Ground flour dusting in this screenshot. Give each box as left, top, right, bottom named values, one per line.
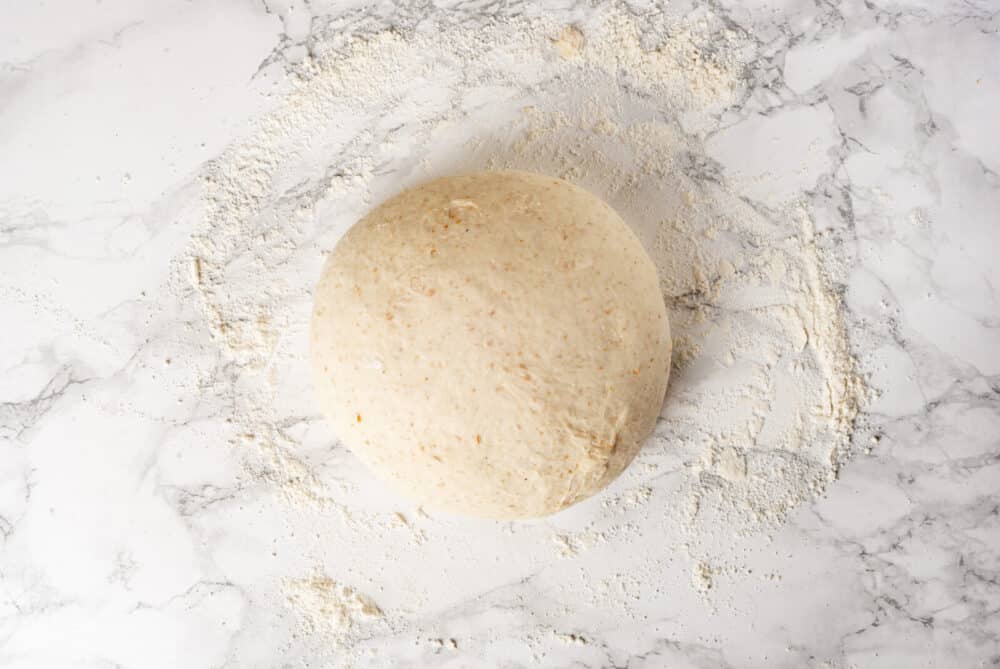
left=283, top=574, right=382, bottom=640
left=178, top=3, right=866, bottom=633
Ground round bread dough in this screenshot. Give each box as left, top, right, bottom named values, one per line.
left=311, top=170, right=671, bottom=519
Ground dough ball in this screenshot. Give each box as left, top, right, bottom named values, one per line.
left=311, top=170, right=671, bottom=519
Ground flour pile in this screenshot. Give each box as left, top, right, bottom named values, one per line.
left=179, top=4, right=865, bottom=631
left=283, top=574, right=382, bottom=639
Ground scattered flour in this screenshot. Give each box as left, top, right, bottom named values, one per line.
left=692, top=561, right=715, bottom=593
left=177, top=3, right=867, bottom=635
left=283, top=574, right=382, bottom=641
left=552, top=530, right=607, bottom=558
left=235, top=424, right=333, bottom=510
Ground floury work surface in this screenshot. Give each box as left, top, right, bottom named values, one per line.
left=1, top=1, right=998, bottom=667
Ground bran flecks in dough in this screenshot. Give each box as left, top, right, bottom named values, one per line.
left=310, top=171, right=671, bottom=519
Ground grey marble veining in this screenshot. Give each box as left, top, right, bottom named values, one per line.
left=1, top=1, right=998, bottom=667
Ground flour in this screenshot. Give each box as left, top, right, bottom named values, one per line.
left=692, top=561, right=715, bottom=593
left=552, top=26, right=586, bottom=60
left=552, top=529, right=607, bottom=558
left=282, top=574, right=382, bottom=640
left=179, top=3, right=866, bottom=617
left=236, top=424, right=333, bottom=510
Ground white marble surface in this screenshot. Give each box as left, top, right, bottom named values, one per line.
left=2, top=1, right=999, bottom=668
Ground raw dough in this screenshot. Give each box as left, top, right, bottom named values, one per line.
left=310, top=170, right=671, bottom=518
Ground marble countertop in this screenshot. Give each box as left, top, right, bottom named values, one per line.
left=2, top=1, right=998, bottom=667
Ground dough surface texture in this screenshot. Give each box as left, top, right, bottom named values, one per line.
left=311, top=170, right=671, bottom=518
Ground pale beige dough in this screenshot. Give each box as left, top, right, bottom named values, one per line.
left=311, top=170, right=671, bottom=519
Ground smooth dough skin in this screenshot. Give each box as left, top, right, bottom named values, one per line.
left=311, top=170, right=671, bottom=519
